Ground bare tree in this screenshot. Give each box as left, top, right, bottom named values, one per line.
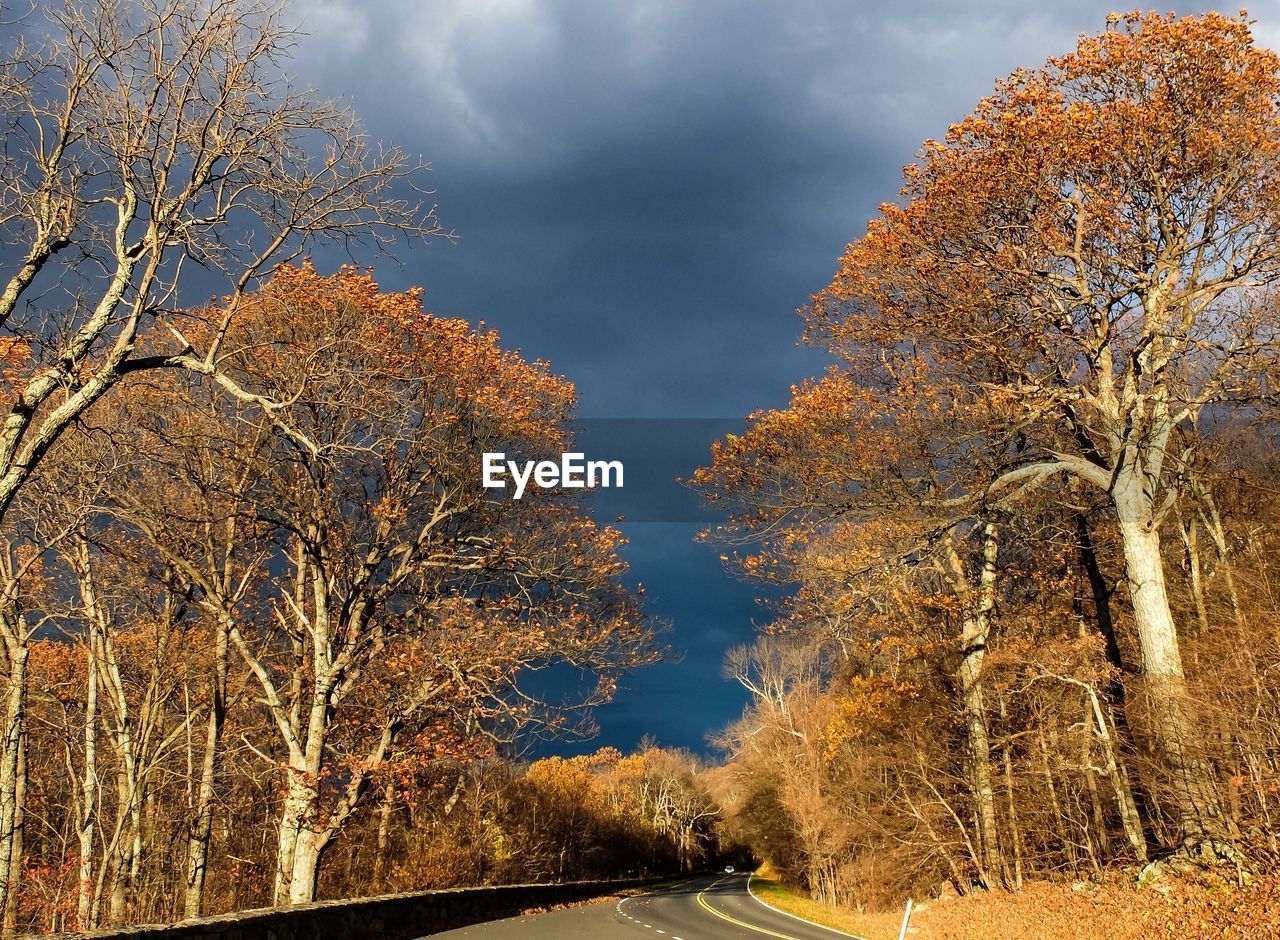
left=0, top=0, right=443, bottom=921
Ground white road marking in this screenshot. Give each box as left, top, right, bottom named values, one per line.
left=744, top=872, right=869, bottom=940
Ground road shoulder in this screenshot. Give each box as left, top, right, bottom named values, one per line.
left=746, top=872, right=878, bottom=940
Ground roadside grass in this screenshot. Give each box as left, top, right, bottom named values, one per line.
left=747, top=864, right=899, bottom=940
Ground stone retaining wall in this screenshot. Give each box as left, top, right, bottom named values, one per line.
left=34, top=877, right=663, bottom=940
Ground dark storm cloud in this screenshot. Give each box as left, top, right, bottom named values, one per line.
left=287, top=0, right=1259, bottom=416
left=281, top=0, right=1270, bottom=751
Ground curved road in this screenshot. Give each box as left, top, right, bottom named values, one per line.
left=427, top=873, right=865, bottom=940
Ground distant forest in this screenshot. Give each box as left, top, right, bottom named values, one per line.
left=2, top=3, right=1280, bottom=937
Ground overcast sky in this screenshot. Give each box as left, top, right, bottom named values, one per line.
left=283, top=1, right=1280, bottom=754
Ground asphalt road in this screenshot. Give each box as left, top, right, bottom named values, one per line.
left=427, top=873, right=866, bottom=940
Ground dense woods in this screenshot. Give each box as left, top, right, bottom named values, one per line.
left=0, top=257, right=688, bottom=930
left=0, top=1, right=696, bottom=932
left=2, top=261, right=705, bottom=932
left=6, top=1, right=1280, bottom=936
left=697, top=9, right=1280, bottom=916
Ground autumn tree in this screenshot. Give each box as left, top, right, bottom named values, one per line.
left=0, top=262, right=660, bottom=929
left=517, top=746, right=717, bottom=882
left=695, top=364, right=1032, bottom=887
left=802, top=10, right=1280, bottom=858
left=694, top=16, right=1280, bottom=905
left=0, top=0, right=441, bottom=919
left=717, top=630, right=944, bottom=907
left=162, top=266, right=655, bottom=905
left=72, top=374, right=269, bottom=920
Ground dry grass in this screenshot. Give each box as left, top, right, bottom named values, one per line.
left=748, top=865, right=1280, bottom=939
left=912, top=869, right=1280, bottom=939
left=748, top=866, right=902, bottom=940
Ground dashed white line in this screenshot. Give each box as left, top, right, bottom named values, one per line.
left=618, top=880, right=699, bottom=938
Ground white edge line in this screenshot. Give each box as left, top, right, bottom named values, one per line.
left=745, top=871, right=870, bottom=940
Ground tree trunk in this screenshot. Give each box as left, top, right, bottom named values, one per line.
left=1082, top=697, right=1111, bottom=861
left=289, top=830, right=326, bottom=905
left=1077, top=515, right=1152, bottom=861
left=183, top=618, right=228, bottom=919
left=1076, top=514, right=1125, bottom=671
left=1040, top=729, right=1077, bottom=872
left=1115, top=474, right=1232, bottom=850
left=372, top=777, right=395, bottom=890
left=1115, top=754, right=1147, bottom=863
left=1, top=720, right=23, bottom=936
left=998, top=696, right=1023, bottom=889
left=78, top=632, right=99, bottom=928
left=1196, top=486, right=1245, bottom=631
left=108, top=766, right=130, bottom=926
left=0, top=644, right=27, bottom=935
left=273, top=777, right=312, bottom=905
left=1176, top=510, right=1210, bottom=638
left=955, top=523, right=1003, bottom=888
left=964, top=700, right=1001, bottom=886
